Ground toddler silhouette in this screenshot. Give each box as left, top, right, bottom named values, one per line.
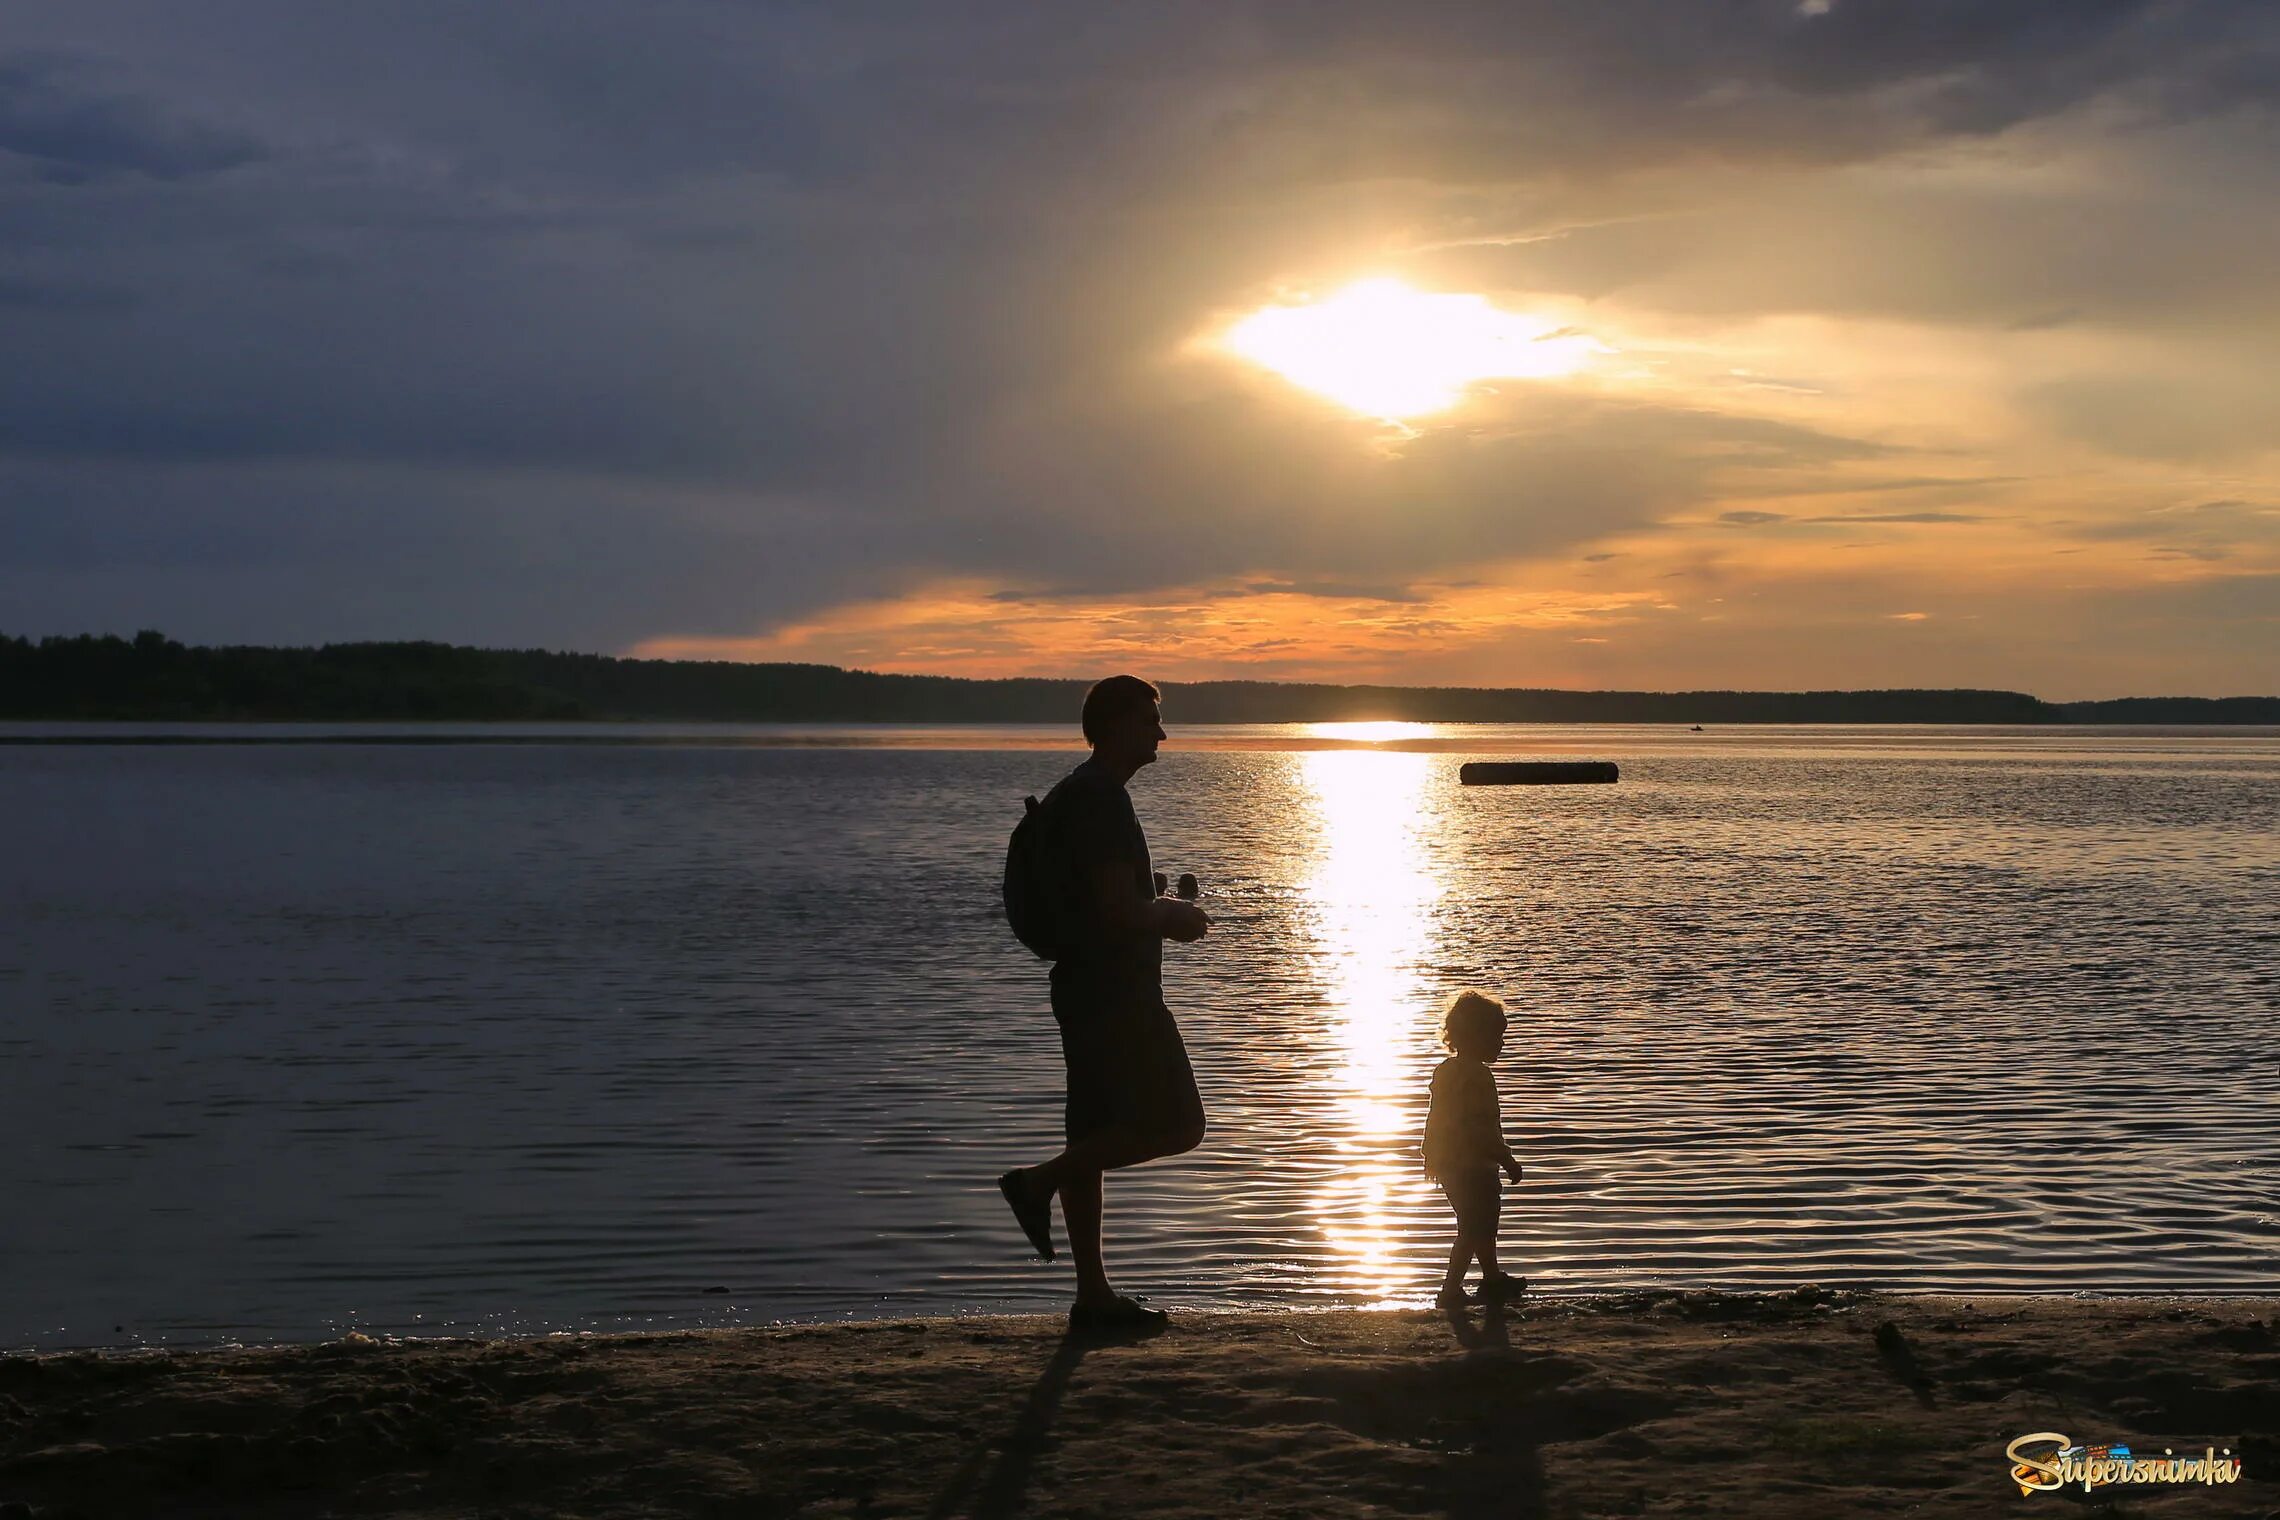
left=1421, top=991, right=1525, bottom=1308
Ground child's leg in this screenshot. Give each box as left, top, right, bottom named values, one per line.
left=1477, top=1223, right=1526, bottom=1300
left=1468, top=1174, right=1519, bottom=1289
left=1438, top=1233, right=1476, bottom=1293
left=1446, top=1173, right=1497, bottom=1286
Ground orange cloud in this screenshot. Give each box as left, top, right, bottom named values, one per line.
left=628, top=573, right=1671, bottom=681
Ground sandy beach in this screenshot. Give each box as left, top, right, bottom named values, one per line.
left=2, top=1290, right=2274, bottom=1518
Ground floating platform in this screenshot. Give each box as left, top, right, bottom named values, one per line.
left=1458, top=761, right=1619, bottom=786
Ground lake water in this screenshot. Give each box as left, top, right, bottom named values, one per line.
left=3, top=723, right=2276, bottom=1349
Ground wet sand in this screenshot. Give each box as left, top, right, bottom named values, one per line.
left=2, top=1291, right=2274, bottom=1518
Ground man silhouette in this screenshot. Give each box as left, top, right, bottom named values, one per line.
left=998, top=675, right=1210, bottom=1329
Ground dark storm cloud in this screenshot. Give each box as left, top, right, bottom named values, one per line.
left=0, top=274, right=136, bottom=312
left=0, top=51, right=265, bottom=183
left=0, top=457, right=960, bottom=650
left=951, top=387, right=1895, bottom=600
left=2, top=0, right=2275, bottom=650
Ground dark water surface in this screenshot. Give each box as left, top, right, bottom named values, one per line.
left=3, top=723, right=2276, bottom=1348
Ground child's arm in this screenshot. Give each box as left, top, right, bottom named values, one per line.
left=1482, top=1068, right=1522, bottom=1182
left=1421, top=1064, right=1451, bottom=1176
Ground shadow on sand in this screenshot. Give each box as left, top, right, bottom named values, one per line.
left=1286, top=1303, right=1563, bottom=1520
left=921, top=1305, right=1671, bottom=1520
left=925, top=1321, right=1159, bottom=1520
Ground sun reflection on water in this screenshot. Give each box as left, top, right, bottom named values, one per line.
left=1298, top=750, right=1445, bottom=1301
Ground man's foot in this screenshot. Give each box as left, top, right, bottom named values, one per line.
left=1434, top=1284, right=1472, bottom=1310
left=997, top=1169, right=1055, bottom=1260
left=1479, top=1271, right=1527, bottom=1303
left=1069, top=1294, right=1168, bottom=1332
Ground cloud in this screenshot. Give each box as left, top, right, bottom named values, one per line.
left=0, top=274, right=135, bottom=311
left=1241, top=580, right=1428, bottom=603
left=941, top=383, right=1898, bottom=607
left=0, top=52, right=265, bottom=183
left=1800, top=511, right=1990, bottom=524
left=2024, top=367, right=2280, bottom=463
left=1717, top=509, right=1988, bottom=526
left=2050, top=498, right=2280, bottom=569
left=0, top=456, right=935, bottom=651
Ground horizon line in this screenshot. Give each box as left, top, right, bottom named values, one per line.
left=4, top=630, right=2275, bottom=706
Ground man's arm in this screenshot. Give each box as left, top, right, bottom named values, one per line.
left=1086, top=860, right=1210, bottom=942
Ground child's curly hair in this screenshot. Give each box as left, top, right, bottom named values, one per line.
left=1441, top=990, right=1508, bottom=1055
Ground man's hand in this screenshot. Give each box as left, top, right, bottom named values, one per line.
left=1158, top=899, right=1211, bottom=943
left=1501, top=1157, right=1524, bottom=1185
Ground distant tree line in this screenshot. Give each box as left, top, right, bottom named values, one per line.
left=2, top=631, right=2275, bottom=724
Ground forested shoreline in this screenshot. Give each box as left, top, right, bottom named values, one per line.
left=4, top=631, right=2274, bottom=724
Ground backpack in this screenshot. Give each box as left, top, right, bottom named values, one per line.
left=1003, top=793, right=1063, bottom=960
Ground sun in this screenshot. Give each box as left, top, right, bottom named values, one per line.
left=1221, top=277, right=1607, bottom=420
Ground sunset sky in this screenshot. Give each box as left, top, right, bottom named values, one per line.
left=6, top=2, right=2278, bottom=698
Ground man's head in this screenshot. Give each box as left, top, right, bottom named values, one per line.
left=1081, top=674, right=1164, bottom=770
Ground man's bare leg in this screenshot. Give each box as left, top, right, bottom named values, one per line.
left=1012, top=1124, right=1195, bottom=1306
left=1025, top=1124, right=1178, bottom=1195
left=1057, top=1168, right=1116, bottom=1305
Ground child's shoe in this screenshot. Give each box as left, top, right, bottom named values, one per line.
left=1433, top=1283, right=1472, bottom=1310
left=1479, top=1271, right=1527, bottom=1303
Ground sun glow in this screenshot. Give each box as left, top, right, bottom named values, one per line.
left=1223, top=277, right=1607, bottom=419
left=1304, top=721, right=1441, bottom=745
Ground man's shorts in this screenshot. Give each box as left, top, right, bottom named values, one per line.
left=1438, top=1167, right=1501, bottom=1239
left=1050, top=984, right=1205, bottom=1145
